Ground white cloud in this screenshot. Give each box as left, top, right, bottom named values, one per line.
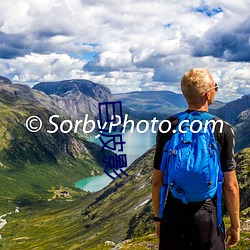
left=0, top=53, right=87, bottom=85
left=0, top=0, right=249, bottom=101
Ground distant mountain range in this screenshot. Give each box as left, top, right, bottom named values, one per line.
left=114, top=91, right=186, bottom=119
left=114, top=91, right=225, bottom=119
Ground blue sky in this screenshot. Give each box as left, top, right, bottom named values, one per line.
left=0, top=0, right=249, bottom=102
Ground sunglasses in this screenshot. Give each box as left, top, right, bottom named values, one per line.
left=203, top=83, right=218, bottom=95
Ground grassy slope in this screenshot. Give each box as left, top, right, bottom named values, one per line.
left=1, top=204, right=249, bottom=250
left=0, top=199, right=89, bottom=250
left=89, top=218, right=250, bottom=250
left=1, top=148, right=249, bottom=249
left=0, top=87, right=110, bottom=214
left=0, top=148, right=154, bottom=249
left=235, top=148, right=250, bottom=214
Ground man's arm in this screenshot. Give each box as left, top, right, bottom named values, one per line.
left=223, top=170, right=240, bottom=248
left=152, top=169, right=163, bottom=239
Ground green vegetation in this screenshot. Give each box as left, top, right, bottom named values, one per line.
left=235, top=148, right=250, bottom=215
left=224, top=217, right=250, bottom=250
left=1, top=208, right=249, bottom=250
left=0, top=156, right=99, bottom=212
left=0, top=199, right=88, bottom=249
left=89, top=228, right=250, bottom=250
left=0, top=84, right=111, bottom=214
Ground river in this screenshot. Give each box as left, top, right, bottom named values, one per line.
left=75, top=128, right=156, bottom=192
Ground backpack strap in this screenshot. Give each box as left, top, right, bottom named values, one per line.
left=158, top=113, right=188, bottom=218
left=200, top=112, right=223, bottom=230
left=217, top=169, right=223, bottom=231
left=200, top=112, right=223, bottom=229
left=158, top=112, right=188, bottom=218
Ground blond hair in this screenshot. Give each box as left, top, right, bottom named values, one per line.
left=181, top=68, right=214, bottom=104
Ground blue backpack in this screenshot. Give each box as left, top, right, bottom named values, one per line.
left=158, top=111, right=223, bottom=228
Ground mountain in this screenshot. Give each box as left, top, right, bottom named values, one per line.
left=0, top=78, right=112, bottom=212
left=114, top=91, right=186, bottom=119
left=212, top=94, right=250, bottom=152
left=234, top=108, right=250, bottom=152
left=209, top=100, right=225, bottom=110
left=114, top=91, right=225, bottom=120
left=235, top=148, right=250, bottom=215
left=0, top=76, right=12, bottom=85
left=213, top=94, right=250, bottom=125
left=32, top=81, right=227, bottom=122
left=0, top=77, right=248, bottom=249
left=33, top=79, right=116, bottom=121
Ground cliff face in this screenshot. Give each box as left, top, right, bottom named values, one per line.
left=33, top=79, right=116, bottom=120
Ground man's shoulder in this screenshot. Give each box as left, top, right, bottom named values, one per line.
left=211, top=116, right=234, bottom=134
left=160, top=115, right=179, bottom=132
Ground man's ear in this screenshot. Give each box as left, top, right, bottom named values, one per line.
left=204, top=92, right=209, bottom=100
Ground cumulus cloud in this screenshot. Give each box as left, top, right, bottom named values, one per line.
left=0, top=53, right=87, bottom=85
left=0, top=0, right=249, bottom=101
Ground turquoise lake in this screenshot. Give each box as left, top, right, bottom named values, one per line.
left=75, top=128, right=156, bottom=192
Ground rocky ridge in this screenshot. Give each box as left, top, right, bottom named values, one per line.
left=33, top=79, right=116, bottom=121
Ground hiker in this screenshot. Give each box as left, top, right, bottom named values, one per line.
left=152, top=68, right=240, bottom=250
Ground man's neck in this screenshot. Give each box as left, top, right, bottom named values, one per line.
left=187, top=103, right=209, bottom=112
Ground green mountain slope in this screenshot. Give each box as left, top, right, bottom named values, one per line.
left=0, top=147, right=155, bottom=249
left=0, top=77, right=248, bottom=249
left=0, top=82, right=111, bottom=213
left=235, top=148, right=250, bottom=214
left=1, top=147, right=249, bottom=249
